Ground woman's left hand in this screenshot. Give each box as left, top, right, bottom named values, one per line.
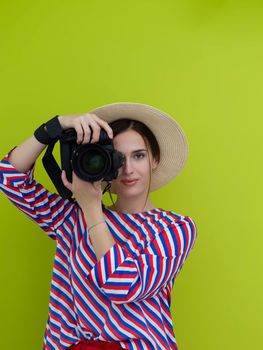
left=61, top=170, right=102, bottom=211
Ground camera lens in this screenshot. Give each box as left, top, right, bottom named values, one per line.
left=80, top=150, right=106, bottom=175
left=72, top=144, right=110, bottom=181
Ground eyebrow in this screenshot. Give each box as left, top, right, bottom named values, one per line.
left=131, top=149, right=147, bottom=154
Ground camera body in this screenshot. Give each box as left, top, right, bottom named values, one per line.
left=60, top=128, right=124, bottom=183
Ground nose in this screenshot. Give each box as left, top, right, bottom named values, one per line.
left=122, top=157, right=134, bottom=175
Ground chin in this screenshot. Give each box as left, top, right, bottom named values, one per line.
left=117, top=185, right=148, bottom=199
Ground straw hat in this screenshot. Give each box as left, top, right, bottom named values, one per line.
left=89, top=102, right=188, bottom=191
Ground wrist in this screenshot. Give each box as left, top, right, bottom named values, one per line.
left=88, top=220, right=106, bottom=232
left=34, top=115, right=62, bottom=145
left=82, top=203, right=104, bottom=225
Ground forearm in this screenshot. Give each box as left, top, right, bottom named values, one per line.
left=83, top=205, right=115, bottom=261
left=8, top=135, right=46, bottom=173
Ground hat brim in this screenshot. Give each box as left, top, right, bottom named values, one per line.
left=89, top=102, right=188, bottom=191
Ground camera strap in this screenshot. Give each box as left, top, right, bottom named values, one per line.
left=34, top=116, right=62, bottom=145
left=103, top=182, right=112, bottom=194
left=42, top=141, right=73, bottom=199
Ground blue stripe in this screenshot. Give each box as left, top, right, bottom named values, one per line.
left=49, top=307, right=76, bottom=334
left=71, top=270, right=106, bottom=330
left=53, top=259, right=69, bottom=277
left=52, top=271, right=72, bottom=292
left=50, top=295, right=76, bottom=325
left=51, top=283, right=74, bottom=310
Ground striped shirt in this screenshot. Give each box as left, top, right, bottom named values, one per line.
left=0, top=152, right=197, bottom=350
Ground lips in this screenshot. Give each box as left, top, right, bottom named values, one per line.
left=121, top=179, right=138, bottom=186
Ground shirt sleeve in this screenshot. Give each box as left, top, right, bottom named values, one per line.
left=0, top=149, right=74, bottom=240
left=86, top=216, right=197, bottom=303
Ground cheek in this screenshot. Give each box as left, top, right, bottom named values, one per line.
left=144, top=157, right=153, bottom=171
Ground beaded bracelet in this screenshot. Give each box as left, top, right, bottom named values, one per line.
left=88, top=221, right=106, bottom=232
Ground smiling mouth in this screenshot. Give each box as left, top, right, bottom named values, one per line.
left=121, top=179, right=138, bottom=186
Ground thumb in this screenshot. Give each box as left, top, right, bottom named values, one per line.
left=61, top=170, right=73, bottom=191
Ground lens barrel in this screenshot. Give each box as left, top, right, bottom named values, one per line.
left=72, top=144, right=112, bottom=182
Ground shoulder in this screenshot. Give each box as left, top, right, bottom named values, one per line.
left=152, top=210, right=198, bottom=255
left=162, top=210, right=197, bottom=237
left=135, top=209, right=197, bottom=245
left=144, top=208, right=196, bottom=229
left=149, top=209, right=198, bottom=246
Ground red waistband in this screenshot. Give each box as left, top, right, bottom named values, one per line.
left=70, top=340, right=123, bottom=350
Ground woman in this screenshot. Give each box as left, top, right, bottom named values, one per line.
left=0, top=102, right=197, bottom=350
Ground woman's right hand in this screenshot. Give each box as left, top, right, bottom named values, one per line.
left=58, top=113, right=113, bottom=145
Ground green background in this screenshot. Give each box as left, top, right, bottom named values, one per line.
left=1, top=0, right=262, bottom=349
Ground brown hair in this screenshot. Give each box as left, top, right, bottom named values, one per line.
left=109, top=118, right=160, bottom=163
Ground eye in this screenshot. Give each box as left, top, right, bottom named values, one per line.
left=133, top=152, right=146, bottom=160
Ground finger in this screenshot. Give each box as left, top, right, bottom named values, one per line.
left=84, top=119, right=101, bottom=144
left=61, top=170, right=73, bottom=191
left=90, top=114, right=113, bottom=139
left=80, top=118, right=93, bottom=144
left=74, top=123, right=85, bottom=144
left=80, top=121, right=92, bottom=144
left=78, top=115, right=95, bottom=144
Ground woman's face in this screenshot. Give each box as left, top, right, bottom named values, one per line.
left=111, top=129, right=158, bottom=199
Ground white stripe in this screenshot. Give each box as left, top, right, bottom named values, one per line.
left=50, top=291, right=75, bottom=321
left=52, top=279, right=74, bottom=305
left=71, top=271, right=109, bottom=323
left=144, top=300, right=170, bottom=343
left=124, top=304, right=159, bottom=348
left=49, top=303, right=76, bottom=329
left=49, top=317, right=78, bottom=341
left=45, top=325, right=60, bottom=350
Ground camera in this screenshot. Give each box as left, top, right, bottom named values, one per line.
left=60, top=128, right=124, bottom=183
left=42, top=128, right=124, bottom=199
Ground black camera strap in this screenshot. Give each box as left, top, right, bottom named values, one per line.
left=42, top=141, right=73, bottom=199
left=34, top=116, right=62, bottom=145
left=103, top=182, right=112, bottom=194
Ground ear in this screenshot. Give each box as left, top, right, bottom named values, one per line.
left=151, top=157, right=159, bottom=171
